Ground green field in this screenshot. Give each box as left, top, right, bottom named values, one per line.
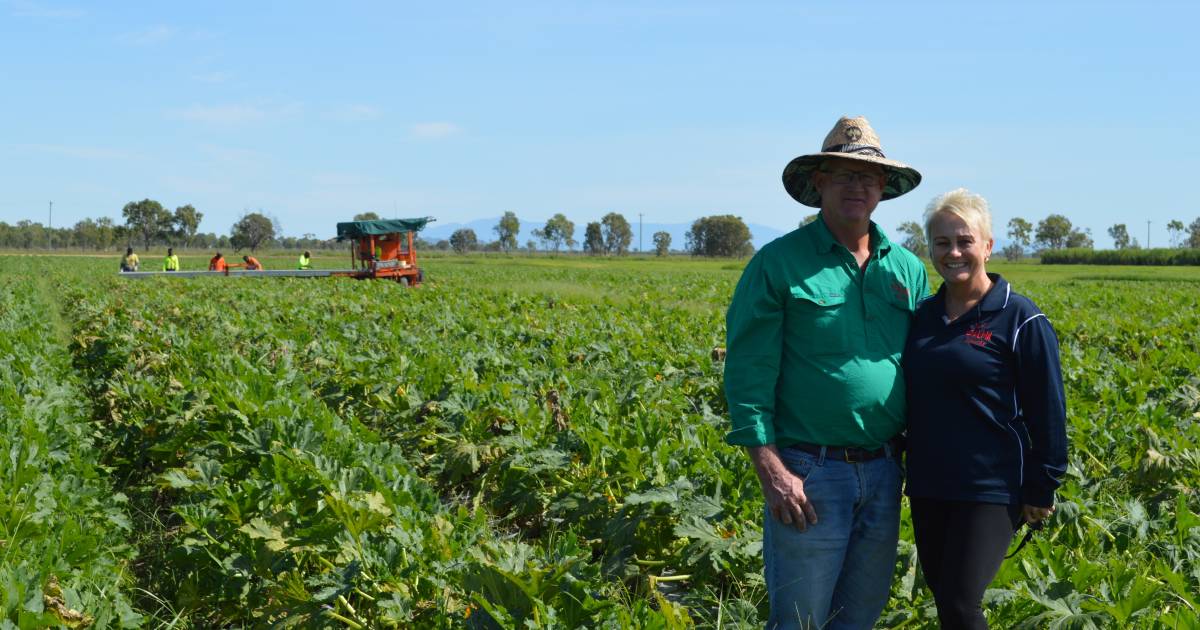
left=1, top=254, right=1197, bottom=628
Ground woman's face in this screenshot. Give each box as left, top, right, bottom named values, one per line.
left=929, top=211, right=993, bottom=287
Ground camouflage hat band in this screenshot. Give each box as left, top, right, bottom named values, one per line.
left=782, top=116, right=922, bottom=208
left=820, top=143, right=886, bottom=158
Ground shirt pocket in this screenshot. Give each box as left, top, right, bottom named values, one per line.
left=868, top=282, right=916, bottom=352
left=886, top=289, right=915, bottom=317
left=786, top=287, right=849, bottom=355
left=876, top=272, right=917, bottom=312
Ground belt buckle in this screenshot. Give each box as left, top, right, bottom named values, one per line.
left=843, top=447, right=861, bottom=463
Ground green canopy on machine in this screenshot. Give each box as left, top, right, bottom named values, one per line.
left=336, top=218, right=434, bottom=240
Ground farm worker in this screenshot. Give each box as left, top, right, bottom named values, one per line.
left=162, top=248, right=180, bottom=272
left=120, top=247, right=139, bottom=272
left=903, top=189, right=1067, bottom=628
left=298, top=251, right=312, bottom=270
left=208, top=252, right=227, bottom=272
left=724, top=116, right=927, bottom=629
left=243, top=255, right=263, bottom=270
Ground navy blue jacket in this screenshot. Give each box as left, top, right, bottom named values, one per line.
left=903, top=274, right=1067, bottom=507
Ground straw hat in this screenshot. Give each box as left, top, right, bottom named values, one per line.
left=782, top=116, right=922, bottom=207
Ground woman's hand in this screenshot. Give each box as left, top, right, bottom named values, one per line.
left=1022, top=504, right=1054, bottom=524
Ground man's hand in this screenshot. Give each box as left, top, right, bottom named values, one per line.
left=1022, top=504, right=1054, bottom=524
left=748, top=446, right=818, bottom=530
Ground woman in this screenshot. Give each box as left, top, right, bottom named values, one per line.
left=120, top=247, right=139, bottom=272
left=902, top=188, right=1068, bottom=629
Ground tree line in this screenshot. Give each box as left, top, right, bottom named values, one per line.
left=892, top=214, right=1200, bottom=261
left=440, top=211, right=754, bottom=257
left=1105, top=219, right=1200, bottom=250
left=11, top=197, right=1200, bottom=261
left=0, top=200, right=340, bottom=253
left=2, top=203, right=759, bottom=257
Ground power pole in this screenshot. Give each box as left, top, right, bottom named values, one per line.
left=48, top=201, right=53, bottom=250
left=638, top=213, right=643, bottom=253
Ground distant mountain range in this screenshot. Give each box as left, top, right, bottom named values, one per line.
left=420, top=217, right=791, bottom=252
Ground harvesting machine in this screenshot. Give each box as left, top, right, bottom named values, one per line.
left=119, top=218, right=433, bottom=285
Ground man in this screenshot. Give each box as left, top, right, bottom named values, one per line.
left=298, top=250, right=312, bottom=270
left=209, top=251, right=227, bottom=272
left=162, top=247, right=180, bottom=272
left=243, top=255, right=263, bottom=270
left=724, top=116, right=927, bottom=629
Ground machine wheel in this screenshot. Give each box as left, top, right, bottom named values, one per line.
left=399, top=276, right=411, bottom=287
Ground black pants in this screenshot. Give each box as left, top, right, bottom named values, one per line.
left=910, top=498, right=1021, bottom=630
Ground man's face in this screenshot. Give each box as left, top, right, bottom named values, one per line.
left=812, top=158, right=886, bottom=227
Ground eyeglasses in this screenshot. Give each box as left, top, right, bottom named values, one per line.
left=827, top=171, right=883, bottom=188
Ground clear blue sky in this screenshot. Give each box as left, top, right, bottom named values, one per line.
left=2, top=0, right=1198, bottom=248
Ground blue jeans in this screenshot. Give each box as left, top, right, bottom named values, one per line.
left=763, top=445, right=903, bottom=630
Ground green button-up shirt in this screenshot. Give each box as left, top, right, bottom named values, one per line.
left=724, top=215, right=929, bottom=449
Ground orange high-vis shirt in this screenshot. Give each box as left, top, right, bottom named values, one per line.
left=245, top=257, right=263, bottom=270
left=209, top=256, right=227, bottom=271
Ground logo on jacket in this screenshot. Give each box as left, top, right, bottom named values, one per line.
left=964, top=321, right=993, bottom=347
left=890, top=281, right=909, bottom=302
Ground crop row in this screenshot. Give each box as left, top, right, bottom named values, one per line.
left=0, top=271, right=141, bottom=628
left=59, top=271, right=707, bottom=626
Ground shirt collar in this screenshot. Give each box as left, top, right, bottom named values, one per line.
left=808, top=212, right=894, bottom=258
left=931, top=273, right=1010, bottom=313
left=870, top=222, right=894, bottom=258
left=978, top=273, right=1010, bottom=312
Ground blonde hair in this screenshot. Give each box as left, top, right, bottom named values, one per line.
left=924, top=188, right=992, bottom=246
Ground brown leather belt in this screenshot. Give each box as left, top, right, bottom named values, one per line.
left=790, top=437, right=903, bottom=463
